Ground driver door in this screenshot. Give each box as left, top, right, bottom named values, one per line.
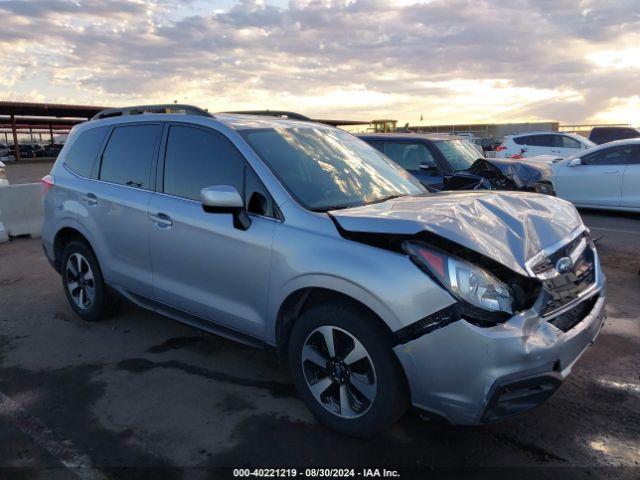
left=382, top=141, right=443, bottom=189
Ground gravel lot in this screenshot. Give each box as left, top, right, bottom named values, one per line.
left=0, top=210, right=638, bottom=478
left=2, top=160, right=54, bottom=185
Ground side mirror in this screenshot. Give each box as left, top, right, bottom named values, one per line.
left=568, top=158, right=582, bottom=167
left=201, top=185, right=251, bottom=231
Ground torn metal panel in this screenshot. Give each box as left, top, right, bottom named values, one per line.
left=466, top=158, right=552, bottom=189
left=330, top=191, right=583, bottom=276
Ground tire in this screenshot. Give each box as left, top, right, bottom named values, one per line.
left=288, top=301, right=409, bottom=437
left=61, top=240, right=120, bottom=321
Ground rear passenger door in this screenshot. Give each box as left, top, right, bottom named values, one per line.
left=148, top=124, right=276, bottom=338
left=382, top=141, right=443, bottom=188
left=91, top=123, right=162, bottom=297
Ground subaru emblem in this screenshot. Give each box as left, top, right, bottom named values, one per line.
left=556, top=257, right=573, bottom=274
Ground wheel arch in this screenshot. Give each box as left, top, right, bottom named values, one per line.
left=53, top=225, right=97, bottom=273
left=274, top=286, right=398, bottom=360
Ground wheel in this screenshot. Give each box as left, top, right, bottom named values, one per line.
left=61, top=240, right=119, bottom=321
left=288, top=302, right=409, bottom=437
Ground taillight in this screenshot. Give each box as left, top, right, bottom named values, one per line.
left=495, top=145, right=507, bottom=151
left=41, top=174, right=55, bottom=196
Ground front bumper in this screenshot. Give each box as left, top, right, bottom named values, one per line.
left=393, top=272, right=606, bottom=425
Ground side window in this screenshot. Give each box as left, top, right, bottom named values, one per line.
left=64, top=126, right=109, bottom=177
left=163, top=125, right=244, bottom=201
left=531, top=135, right=554, bottom=147
left=100, top=124, right=161, bottom=189
left=556, top=135, right=581, bottom=148
left=582, top=146, right=635, bottom=166
left=245, top=167, right=273, bottom=217
left=383, top=142, right=437, bottom=170
left=513, top=135, right=529, bottom=145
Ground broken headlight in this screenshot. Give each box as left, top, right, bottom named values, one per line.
left=403, top=241, right=513, bottom=318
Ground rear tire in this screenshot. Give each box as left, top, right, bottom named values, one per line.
left=61, top=240, right=120, bottom=321
left=288, top=301, right=408, bottom=437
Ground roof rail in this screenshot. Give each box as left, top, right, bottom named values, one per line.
left=223, top=110, right=312, bottom=121
left=92, top=104, right=212, bottom=120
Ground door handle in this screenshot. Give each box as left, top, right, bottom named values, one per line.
left=149, top=212, right=173, bottom=228
left=82, top=193, right=98, bottom=206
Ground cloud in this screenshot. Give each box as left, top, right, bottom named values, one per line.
left=1, top=0, right=639, bottom=125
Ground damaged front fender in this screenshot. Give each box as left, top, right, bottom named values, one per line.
left=466, top=158, right=553, bottom=190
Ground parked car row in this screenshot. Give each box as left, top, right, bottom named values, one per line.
left=42, top=104, right=606, bottom=437
left=496, top=127, right=640, bottom=159
left=1, top=142, right=65, bottom=159
left=495, top=132, right=595, bottom=159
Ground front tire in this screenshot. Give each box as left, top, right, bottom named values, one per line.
left=288, top=302, right=408, bottom=437
left=61, top=240, right=119, bottom=321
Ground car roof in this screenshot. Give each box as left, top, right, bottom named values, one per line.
left=508, top=131, right=576, bottom=137
left=357, top=133, right=462, bottom=141
left=73, top=112, right=334, bottom=135
left=591, top=126, right=639, bottom=131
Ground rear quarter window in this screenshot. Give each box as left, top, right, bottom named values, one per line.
left=64, top=126, right=109, bottom=177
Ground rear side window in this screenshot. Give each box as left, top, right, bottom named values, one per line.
left=64, top=126, right=109, bottom=177
left=516, top=134, right=554, bottom=147
left=556, top=135, right=581, bottom=148
left=383, top=142, right=437, bottom=170
left=100, top=124, right=162, bottom=189
left=163, top=125, right=245, bottom=201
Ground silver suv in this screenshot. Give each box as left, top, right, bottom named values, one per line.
left=42, top=105, right=606, bottom=436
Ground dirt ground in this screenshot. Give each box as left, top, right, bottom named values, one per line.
left=0, top=210, right=638, bottom=479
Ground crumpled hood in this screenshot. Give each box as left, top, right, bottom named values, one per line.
left=469, top=158, right=552, bottom=188
left=330, top=191, right=583, bottom=276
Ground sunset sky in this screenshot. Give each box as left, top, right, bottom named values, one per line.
left=1, top=0, right=639, bottom=126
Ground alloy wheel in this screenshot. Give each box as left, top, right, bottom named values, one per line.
left=301, top=325, right=377, bottom=419
left=65, top=253, right=95, bottom=310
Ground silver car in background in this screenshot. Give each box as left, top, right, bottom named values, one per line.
left=42, top=105, right=606, bottom=436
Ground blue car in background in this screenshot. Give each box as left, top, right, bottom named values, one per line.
left=359, top=133, right=554, bottom=194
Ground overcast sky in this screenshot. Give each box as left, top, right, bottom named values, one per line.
left=1, top=0, right=639, bottom=126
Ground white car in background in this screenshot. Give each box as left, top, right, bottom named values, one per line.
left=550, top=139, right=640, bottom=212
left=496, top=132, right=595, bottom=159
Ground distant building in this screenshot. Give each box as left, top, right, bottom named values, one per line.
left=408, top=122, right=559, bottom=142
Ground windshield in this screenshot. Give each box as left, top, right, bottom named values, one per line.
left=241, top=127, right=424, bottom=211
left=432, top=139, right=482, bottom=171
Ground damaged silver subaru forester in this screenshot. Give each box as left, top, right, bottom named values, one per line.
left=42, top=106, right=605, bottom=437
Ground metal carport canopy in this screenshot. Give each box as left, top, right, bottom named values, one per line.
left=0, top=101, right=108, bottom=160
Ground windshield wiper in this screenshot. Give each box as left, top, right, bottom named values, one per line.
left=311, top=203, right=362, bottom=213
left=364, top=194, right=407, bottom=206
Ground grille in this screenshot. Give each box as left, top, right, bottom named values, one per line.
left=530, top=233, right=586, bottom=276
left=541, top=236, right=596, bottom=316
left=548, top=294, right=599, bottom=332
